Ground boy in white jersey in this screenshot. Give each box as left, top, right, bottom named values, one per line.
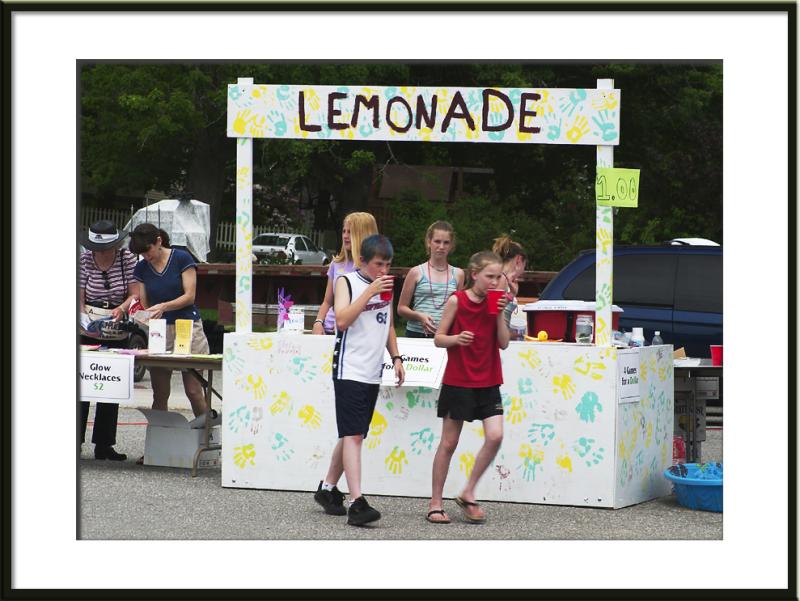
left=313, top=235, right=405, bottom=526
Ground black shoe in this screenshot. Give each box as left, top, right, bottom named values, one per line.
left=347, top=496, right=381, bottom=526
left=314, top=481, right=347, bottom=515
left=95, top=445, right=127, bottom=461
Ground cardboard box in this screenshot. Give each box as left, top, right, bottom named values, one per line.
left=138, top=409, right=221, bottom=469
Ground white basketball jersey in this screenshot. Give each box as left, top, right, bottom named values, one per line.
left=332, top=270, right=391, bottom=383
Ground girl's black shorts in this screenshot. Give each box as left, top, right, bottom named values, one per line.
left=437, top=384, right=503, bottom=422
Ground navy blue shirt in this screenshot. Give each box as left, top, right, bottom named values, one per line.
left=133, top=248, right=200, bottom=324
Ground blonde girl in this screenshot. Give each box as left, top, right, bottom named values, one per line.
left=427, top=251, right=510, bottom=524
left=312, top=212, right=379, bottom=335
left=397, top=221, right=464, bottom=338
left=492, top=235, right=529, bottom=341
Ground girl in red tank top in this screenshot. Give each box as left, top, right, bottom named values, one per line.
left=425, top=251, right=511, bottom=525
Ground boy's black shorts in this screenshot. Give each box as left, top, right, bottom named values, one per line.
left=437, top=384, right=503, bottom=422
left=333, top=378, right=380, bottom=438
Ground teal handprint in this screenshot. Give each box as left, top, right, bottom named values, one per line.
left=591, top=110, right=618, bottom=142
left=229, top=86, right=242, bottom=102
left=410, top=427, right=436, bottom=455
left=518, top=377, right=534, bottom=395
left=595, top=283, right=612, bottom=311
left=227, top=405, right=251, bottom=433
left=559, top=89, right=587, bottom=117
left=528, top=423, right=555, bottom=446
left=574, top=437, right=605, bottom=467
left=359, top=121, right=375, bottom=138
left=290, top=356, right=318, bottom=383
left=276, top=85, right=295, bottom=109
left=238, top=275, right=251, bottom=294
left=466, top=89, right=482, bottom=112
left=271, top=432, right=294, bottom=462
left=316, top=123, right=332, bottom=140
left=575, top=391, right=602, bottom=423
left=406, top=388, right=433, bottom=409
left=487, top=111, right=508, bottom=141
left=545, top=112, right=562, bottom=141
left=384, top=86, right=398, bottom=100
left=268, top=110, right=287, bottom=137
left=224, top=346, right=245, bottom=374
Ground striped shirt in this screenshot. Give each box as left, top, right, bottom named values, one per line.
left=405, top=264, right=458, bottom=335
left=80, top=249, right=137, bottom=305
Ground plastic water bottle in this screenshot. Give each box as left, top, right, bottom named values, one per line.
left=651, top=331, right=663, bottom=346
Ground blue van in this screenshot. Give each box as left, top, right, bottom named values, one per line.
left=538, top=244, right=722, bottom=357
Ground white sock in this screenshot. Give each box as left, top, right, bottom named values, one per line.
left=322, top=482, right=335, bottom=491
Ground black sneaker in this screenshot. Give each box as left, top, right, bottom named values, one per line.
left=347, top=496, right=381, bottom=526
left=314, top=481, right=347, bottom=515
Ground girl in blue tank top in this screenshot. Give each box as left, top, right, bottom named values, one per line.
left=397, top=221, right=464, bottom=338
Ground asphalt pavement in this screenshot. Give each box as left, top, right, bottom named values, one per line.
left=79, top=372, right=723, bottom=540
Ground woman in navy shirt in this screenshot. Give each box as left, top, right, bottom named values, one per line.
left=130, top=223, right=217, bottom=424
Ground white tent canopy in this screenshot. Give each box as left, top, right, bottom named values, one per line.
left=123, top=198, right=211, bottom=262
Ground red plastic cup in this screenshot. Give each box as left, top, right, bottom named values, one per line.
left=380, top=276, right=395, bottom=301
left=487, top=289, right=504, bottom=315
left=710, top=344, right=723, bottom=366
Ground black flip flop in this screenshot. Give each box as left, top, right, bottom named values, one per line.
left=455, top=496, right=486, bottom=523
left=426, top=509, right=451, bottom=524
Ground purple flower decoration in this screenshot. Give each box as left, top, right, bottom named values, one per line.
left=277, top=287, right=294, bottom=325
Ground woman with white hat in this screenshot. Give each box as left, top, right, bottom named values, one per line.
left=79, top=219, right=140, bottom=461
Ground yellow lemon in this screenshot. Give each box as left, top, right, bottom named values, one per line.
left=537, top=330, right=548, bottom=341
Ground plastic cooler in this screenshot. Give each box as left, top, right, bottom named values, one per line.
left=522, top=300, right=623, bottom=343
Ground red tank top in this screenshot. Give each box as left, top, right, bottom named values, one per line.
left=441, top=289, right=503, bottom=388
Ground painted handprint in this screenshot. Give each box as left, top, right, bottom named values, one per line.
left=487, top=110, right=508, bottom=142
left=385, top=447, right=408, bottom=476
left=528, top=423, right=556, bottom=447
left=519, top=348, right=542, bottom=370
left=276, top=84, right=296, bottom=109
left=236, top=374, right=266, bottom=401
left=505, top=396, right=527, bottom=425
left=574, top=356, right=607, bottom=381
left=271, top=432, right=294, bottom=462
left=227, top=405, right=251, bottom=434
left=594, top=282, right=612, bottom=311
left=233, top=444, right=256, bottom=469
left=409, top=427, right=436, bottom=455
left=559, top=88, right=587, bottom=117
left=236, top=166, right=251, bottom=189
left=556, top=452, right=573, bottom=472
left=238, top=274, right=251, bottom=294
left=597, top=228, right=614, bottom=259
left=591, top=110, right=619, bottom=142
left=575, top=391, right=603, bottom=423
left=224, top=346, right=245, bottom=374
left=592, top=91, right=619, bottom=111
left=267, top=110, right=287, bottom=137
left=573, top=437, right=605, bottom=467
left=365, top=410, right=387, bottom=450
left=233, top=110, right=256, bottom=136
left=566, top=115, right=590, bottom=144
left=290, top=356, right=318, bottom=383
left=320, top=352, right=333, bottom=375
left=297, top=405, right=322, bottom=429
left=518, top=377, right=534, bottom=396
left=247, top=336, right=274, bottom=352
left=544, top=112, right=562, bottom=141
left=459, top=452, right=476, bottom=478
left=269, top=391, right=291, bottom=415
left=250, top=406, right=263, bottom=435
left=595, top=316, right=609, bottom=346
left=406, top=387, right=434, bottom=410
left=552, top=374, right=577, bottom=400
left=517, top=444, right=544, bottom=482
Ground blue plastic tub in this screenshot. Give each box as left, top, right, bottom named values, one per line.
left=663, top=462, right=723, bottom=513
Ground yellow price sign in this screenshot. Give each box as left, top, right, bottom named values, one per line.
left=596, top=168, right=640, bottom=208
